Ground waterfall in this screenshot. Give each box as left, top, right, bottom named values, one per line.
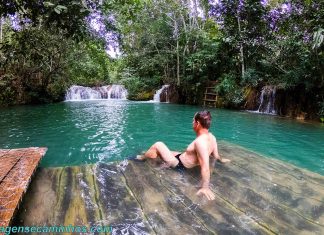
left=153, top=85, right=170, bottom=102
left=257, top=86, right=277, bottom=114
left=65, top=85, right=128, bottom=101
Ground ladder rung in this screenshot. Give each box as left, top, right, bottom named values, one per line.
left=203, top=99, right=217, bottom=102
left=204, top=93, right=217, bottom=95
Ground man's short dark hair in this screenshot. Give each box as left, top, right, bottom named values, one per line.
left=194, top=110, right=212, bottom=129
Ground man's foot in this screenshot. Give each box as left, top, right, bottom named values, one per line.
left=136, top=155, right=146, bottom=161
left=220, top=158, right=231, bottom=163
left=217, top=158, right=231, bottom=163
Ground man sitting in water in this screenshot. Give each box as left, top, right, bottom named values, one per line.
left=137, top=110, right=230, bottom=200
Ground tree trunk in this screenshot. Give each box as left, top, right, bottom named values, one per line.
left=240, top=44, right=245, bottom=77
left=177, top=38, right=180, bottom=86
left=173, top=19, right=180, bottom=86
left=237, top=11, right=245, bottom=78
left=192, top=0, right=198, bottom=28
left=0, top=17, right=3, bottom=43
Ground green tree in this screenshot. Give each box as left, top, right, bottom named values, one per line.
left=0, top=0, right=112, bottom=105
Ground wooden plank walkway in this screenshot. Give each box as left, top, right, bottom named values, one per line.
left=14, top=142, right=324, bottom=234
left=0, top=148, right=47, bottom=229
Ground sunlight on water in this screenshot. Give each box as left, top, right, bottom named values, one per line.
left=0, top=100, right=323, bottom=174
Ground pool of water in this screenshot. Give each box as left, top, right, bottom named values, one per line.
left=0, top=100, right=323, bottom=174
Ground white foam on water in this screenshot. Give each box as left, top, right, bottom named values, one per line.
left=236, top=214, right=258, bottom=234
left=111, top=222, right=150, bottom=235
left=116, top=159, right=129, bottom=172
left=65, top=85, right=128, bottom=101
left=152, top=84, right=170, bottom=102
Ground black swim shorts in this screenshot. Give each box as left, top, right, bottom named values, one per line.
left=175, top=153, right=186, bottom=170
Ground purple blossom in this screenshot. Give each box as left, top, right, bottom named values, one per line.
left=238, top=0, right=245, bottom=12
left=86, top=12, right=120, bottom=57
left=303, top=33, right=311, bottom=43
left=261, top=0, right=268, bottom=7
left=7, top=14, right=33, bottom=31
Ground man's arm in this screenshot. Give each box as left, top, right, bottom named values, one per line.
left=209, top=157, right=217, bottom=174
left=195, top=139, right=215, bottom=200
left=212, top=139, right=231, bottom=163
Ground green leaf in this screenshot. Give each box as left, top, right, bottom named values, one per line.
left=44, top=2, right=55, bottom=7
left=312, top=28, right=324, bottom=50
left=54, top=8, right=61, bottom=14
left=56, top=5, right=68, bottom=11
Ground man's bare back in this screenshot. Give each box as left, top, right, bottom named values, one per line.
left=180, top=133, right=219, bottom=169
left=137, top=111, right=230, bottom=200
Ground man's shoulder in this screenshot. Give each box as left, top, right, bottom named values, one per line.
left=209, top=132, right=216, bottom=139
left=195, top=134, right=210, bottom=145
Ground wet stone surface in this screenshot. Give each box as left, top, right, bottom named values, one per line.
left=14, top=142, right=324, bottom=235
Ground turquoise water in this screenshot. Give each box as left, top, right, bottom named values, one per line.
left=0, top=100, right=323, bottom=174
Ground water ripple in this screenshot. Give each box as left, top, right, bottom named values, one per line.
left=0, top=101, right=323, bottom=174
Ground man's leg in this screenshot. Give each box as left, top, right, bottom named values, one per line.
left=136, top=143, right=158, bottom=160
left=138, top=142, right=179, bottom=167
left=143, top=143, right=159, bottom=159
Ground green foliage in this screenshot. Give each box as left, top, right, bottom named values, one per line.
left=185, top=30, right=221, bottom=82
left=120, top=76, right=145, bottom=100
left=0, top=0, right=113, bottom=105
left=67, top=41, right=110, bottom=86
left=0, top=0, right=92, bottom=39
left=46, top=76, right=68, bottom=101
left=0, top=27, right=74, bottom=103
left=215, top=73, right=244, bottom=106
left=312, top=28, right=324, bottom=50
left=318, top=100, right=324, bottom=117
left=0, top=74, right=19, bottom=105
left=104, top=0, right=323, bottom=112
left=120, top=76, right=156, bottom=100
left=109, top=0, right=223, bottom=103
left=118, top=63, right=160, bottom=100
left=0, top=24, right=111, bottom=104
left=206, top=0, right=324, bottom=114
left=241, top=68, right=262, bottom=87
left=0, top=0, right=323, bottom=119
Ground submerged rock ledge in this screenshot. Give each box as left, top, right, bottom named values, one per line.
left=15, top=143, right=324, bottom=234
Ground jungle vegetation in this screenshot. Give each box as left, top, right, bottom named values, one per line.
left=0, top=0, right=323, bottom=118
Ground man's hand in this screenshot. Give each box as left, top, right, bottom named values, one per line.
left=196, top=188, right=215, bottom=200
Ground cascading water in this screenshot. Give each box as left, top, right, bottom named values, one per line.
left=256, top=86, right=277, bottom=114
left=65, top=85, right=128, bottom=101
left=153, top=85, right=170, bottom=102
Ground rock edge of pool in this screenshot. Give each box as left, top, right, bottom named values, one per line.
left=14, top=143, right=324, bottom=235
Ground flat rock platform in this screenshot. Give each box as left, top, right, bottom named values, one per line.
left=14, top=142, right=324, bottom=234
left=0, top=148, right=47, bottom=229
